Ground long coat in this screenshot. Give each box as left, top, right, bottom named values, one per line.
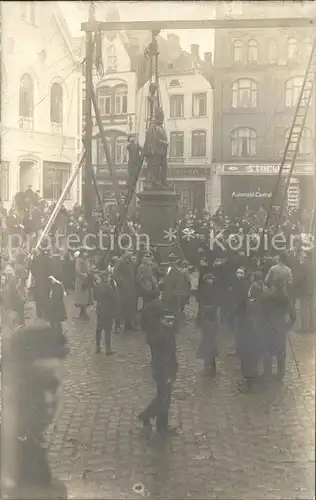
left=113, top=256, right=137, bottom=321
left=74, top=257, right=93, bottom=307
left=47, top=282, right=67, bottom=324
left=261, top=289, right=296, bottom=355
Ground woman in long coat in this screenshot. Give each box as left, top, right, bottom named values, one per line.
left=196, top=273, right=220, bottom=375
left=74, top=249, right=93, bottom=320
left=261, top=278, right=296, bottom=381
left=113, top=252, right=137, bottom=331
left=47, top=276, right=67, bottom=335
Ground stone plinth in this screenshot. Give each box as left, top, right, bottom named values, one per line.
left=137, top=189, right=179, bottom=247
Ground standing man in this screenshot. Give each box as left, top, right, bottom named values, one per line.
left=265, top=253, right=293, bottom=294
left=94, top=269, right=116, bottom=355
left=139, top=296, right=178, bottom=437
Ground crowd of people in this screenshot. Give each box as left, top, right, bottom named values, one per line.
left=1, top=185, right=315, bottom=435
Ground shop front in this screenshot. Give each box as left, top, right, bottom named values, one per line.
left=139, top=165, right=210, bottom=216
left=221, top=163, right=315, bottom=217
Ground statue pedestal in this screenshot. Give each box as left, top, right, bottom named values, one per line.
left=137, top=189, right=179, bottom=247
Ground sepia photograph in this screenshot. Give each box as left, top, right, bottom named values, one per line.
left=0, top=1, right=315, bottom=499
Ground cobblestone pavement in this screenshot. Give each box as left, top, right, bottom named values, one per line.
left=45, top=298, right=315, bottom=499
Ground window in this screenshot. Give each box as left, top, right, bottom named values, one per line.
left=230, top=127, right=256, bottom=157
left=21, top=2, right=36, bottom=24
left=285, top=127, right=313, bottom=156
left=170, top=95, right=184, bottom=118
left=43, top=162, right=71, bottom=200
left=116, top=136, right=128, bottom=164
left=269, top=40, right=277, bottom=63
left=98, top=85, right=128, bottom=116
left=169, top=79, right=181, bottom=88
left=107, top=45, right=117, bottom=72
left=232, top=79, right=258, bottom=108
left=287, top=37, right=300, bottom=61
left=50, top=83, right=63, bottom=131
left=170, top=131, right=184, bottom=158
left=19, top=74, right=33, bottom=129
left=192, top=130, right=206, bottom=157
left=304, top=38, right=313, bottom=60
left=114, top=85, right=127, bottom=115
left=98, top=136, right=127, bottom=164
left=98, top=87, right=112, bottom=115
left=192, top=93, right=207, bottom=117
left=285, top=77, right=304, bottom=108
left=0, top=161, right=9, bottom=201
left=247, top=39, right=258, bottom=63
left=233, top=40, right=243, bottom=63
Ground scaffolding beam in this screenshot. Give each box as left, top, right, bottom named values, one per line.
left=81, top=17, right=316, bottom=33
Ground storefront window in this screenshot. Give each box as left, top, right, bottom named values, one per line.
left=230, top=127, right=256, bottom=157
left=232, top=79, right=258, bottom=108
left=43, top=162, right=71, bottom=200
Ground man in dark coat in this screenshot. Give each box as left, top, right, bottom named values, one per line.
left=139, top=297, right=178, bottom=436
left=30, top=249, right=52, bottom=319
left=94, top=269, right=116, bottom=354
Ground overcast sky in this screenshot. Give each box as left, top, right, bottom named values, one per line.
left=59, top=1, right=217, bottom=54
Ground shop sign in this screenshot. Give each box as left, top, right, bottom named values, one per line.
left=231, top=190, right=272, bottom=199
left=223, top=164, right=314, bottom=175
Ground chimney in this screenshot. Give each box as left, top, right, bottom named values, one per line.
left=190, top=44, right=200, bottom=60
left=167, top=33, right=180, bottom=46
left=204, top=52, right=213, bottom=66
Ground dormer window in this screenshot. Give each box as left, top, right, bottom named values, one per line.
left=169, top=79, right=181, bottom=88
left=107, top=45, right=117, bottom=72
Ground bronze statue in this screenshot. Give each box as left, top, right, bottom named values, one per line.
left=143, top=107, right=170, bottom=189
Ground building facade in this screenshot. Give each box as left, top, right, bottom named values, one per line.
left=1, top=1, right=82, bottom=208
left=212, top=3, right=316, bottom=217
left=78, top=10, right=214, bottom=216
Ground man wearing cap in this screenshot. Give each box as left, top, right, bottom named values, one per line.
left=139, top=296, right=178, bottom=436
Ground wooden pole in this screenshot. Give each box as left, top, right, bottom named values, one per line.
left=83, top=2, right=95, bottom=221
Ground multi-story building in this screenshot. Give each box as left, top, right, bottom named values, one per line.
left=137, top=41, right=214, bottom=215
left=1, top=1, right=82, bottom=208
left=212, top=2, right=316, bottom=217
